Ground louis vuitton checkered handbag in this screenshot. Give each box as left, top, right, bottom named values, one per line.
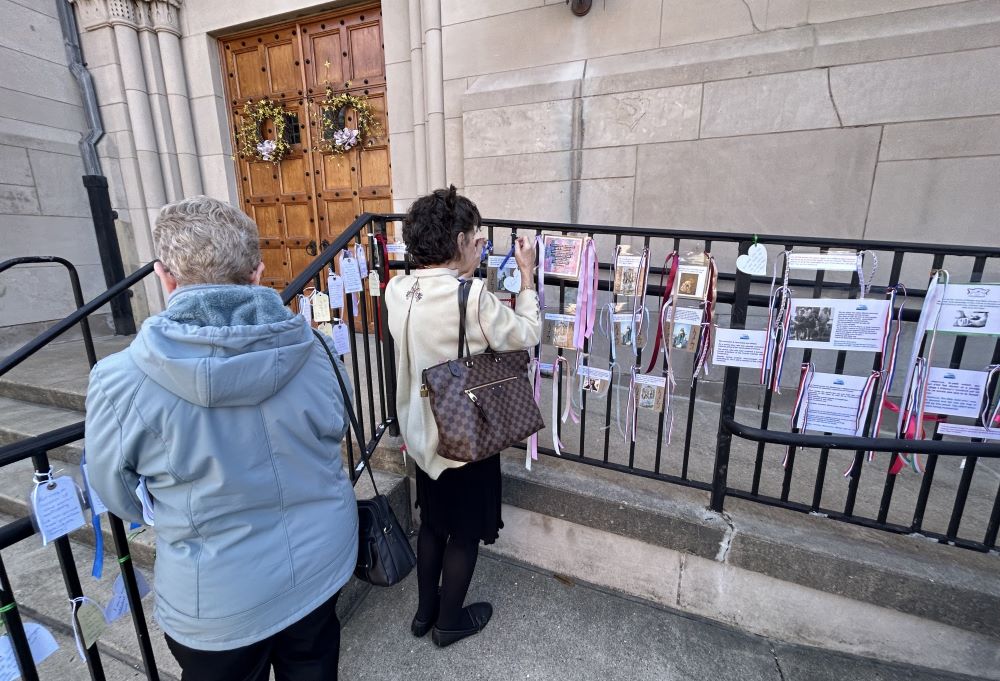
left=421, top=280, right=544, bottom=462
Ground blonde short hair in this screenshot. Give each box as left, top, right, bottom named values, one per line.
left=153, top=196, right=261, bottom=286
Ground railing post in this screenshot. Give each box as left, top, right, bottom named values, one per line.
left=83, top=175, right=136, bottom=335
left=711, top=240, right=752, bottom=512
left=376, top=217, right=400, bottom=436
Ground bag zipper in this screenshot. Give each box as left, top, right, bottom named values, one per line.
left=466, top=376, right=518, bottom=395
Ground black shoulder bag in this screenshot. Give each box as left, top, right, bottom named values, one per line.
left=313, top=330, right=416, bottom=587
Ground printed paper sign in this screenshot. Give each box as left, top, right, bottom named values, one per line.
left=542, top=235, right=583, bottom=279
left=925, top=368, right=987, bottom=417
left=386, top=242, right=407, bottom=255
left=796, top=372, right=874, bottom=436
left=340, top=257, right=364, bottom=294
left=634, top=373, right=667, bottom=412
left=713, top=329, right=767, bottom=368
left=32, top=476, right=87, bottom=545
left=674, top=265, right=709, bottom=299
left=936, top=423, right=1000, bottom=441
left=786, top=251, right=858, bottom=271
left=787, top=298, right=890, bottom=352
left=936, top=283, right=1000, bottom=336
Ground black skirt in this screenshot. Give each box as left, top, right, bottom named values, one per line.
left=415, top=455, right=504, bottom=545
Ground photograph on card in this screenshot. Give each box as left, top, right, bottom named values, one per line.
left=937, top=283, right=1000, bottom=336
left=674, top=265, right=709, bottom=299
left=612, top=308, right=647, bottom=348
left=787, top=298, right=890, bottom=352
left=542, top=235, right=584, bottom=280
left=543, top=312, right=577, bottom=349
left=486, top=255, right=521, bottom=294
left=577, top=365, right=612, bottom=394
left=664, top=306, right=704, bottom=352
left=633, top=373, right=667, bottom=412
left=614, top=249, right=647, bottom=297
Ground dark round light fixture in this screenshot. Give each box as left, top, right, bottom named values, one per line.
left=567, top=0, right=592, bottom=17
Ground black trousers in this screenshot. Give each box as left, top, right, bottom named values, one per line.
left=165, top=592, right=341, bottom=681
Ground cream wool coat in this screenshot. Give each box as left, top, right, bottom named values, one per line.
left=386, top=268, right=542, bottom=479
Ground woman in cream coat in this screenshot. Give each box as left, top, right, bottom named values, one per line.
left=386, top=187, right=541, bottom=648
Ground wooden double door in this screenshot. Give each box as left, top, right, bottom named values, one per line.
left=220, top=4, right=392, bottom=290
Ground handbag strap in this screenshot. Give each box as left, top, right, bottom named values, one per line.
left=312, top=329, right=379, bottom=494
left=457, top=278, right=473, bottom=359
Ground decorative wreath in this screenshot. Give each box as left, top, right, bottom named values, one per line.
left=235, top=99, right=292, bottom=164
left=313, top=86, right=382, bottom=154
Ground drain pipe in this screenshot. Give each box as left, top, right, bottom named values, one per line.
left=57, top=0, right=103, bottom=175
left=56, top=0, right=136, bottom=335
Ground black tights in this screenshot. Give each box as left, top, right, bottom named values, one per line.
left=416, top=523, right=480, bottom=630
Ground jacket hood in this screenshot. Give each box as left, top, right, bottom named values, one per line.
left=131, top=285, right=314, bottom=407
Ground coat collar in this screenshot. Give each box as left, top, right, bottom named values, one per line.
left=411, top=267, right=460, bottom=278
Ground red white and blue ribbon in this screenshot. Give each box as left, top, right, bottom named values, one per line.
left=785, top=362, right=815, bottom=467
left=842, top=369, right=882, bottom=477
left=865, top=285, right=907, bottom=463
left=692, top=256, right=718, bottom=377
left=982, top=364, right=1000, bottom=433
left=761, top=251, right=792, bottom=393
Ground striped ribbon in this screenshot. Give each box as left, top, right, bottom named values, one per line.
left=866, top=286, right=907, bottom=463
left=857, top=250, right=879, bottom=297
left=761, top=251, right=792, bottom=393
left=785, top=362, right=815, bottom=467
left=692, top=255, right=718, bottom=377
left=645, top=252, right=679, bottom=373
left=982, top=364, right=1000, bottom=433
left=843, top=369, right=882, bottom=477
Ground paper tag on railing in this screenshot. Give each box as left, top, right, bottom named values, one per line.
left=71, top=598, right=107, bottom=659
left=368, top=271, right=381, bottom=297
left=333, top=322, right=351, bottom=355
left=311, top=292, right=331, bottom=323
left=0, top=623, right=59, bottom=675
left=31, top=476, right=86, bottom=546
left=328, top=273, right=345, bottom=309
left=341, top=256, right=364, bottom=294
left=105, top=570, right=151, bottom=623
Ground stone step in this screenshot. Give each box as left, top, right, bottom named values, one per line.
left=494, top=450, right=1000, bottom=680
left=0, top=397, right=85, bottom=466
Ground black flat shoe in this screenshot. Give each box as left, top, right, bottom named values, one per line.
left=411, top=610, right=437, bottom=638
left=431, top=602, right=493, bottom=648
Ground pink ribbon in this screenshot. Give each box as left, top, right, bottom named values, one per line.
left=573, top=239, right=599, bottom=350
left=527, top=359, right=542, bottom=469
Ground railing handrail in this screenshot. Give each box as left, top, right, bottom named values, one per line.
left=281, top=213, right=376, bottom=304
left=377, top=213, right=1000, bottom=258
left=0, top=261, right=155, bottom=377
left=723, top=417, right=1000, bottom=458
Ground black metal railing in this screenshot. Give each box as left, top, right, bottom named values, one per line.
left=2, top=212, right=999, bottom=678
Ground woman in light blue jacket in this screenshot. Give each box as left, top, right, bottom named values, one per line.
left=85, top=196, right=358, bottom=681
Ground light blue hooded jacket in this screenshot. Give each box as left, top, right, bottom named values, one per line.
left=85, top=284, right=359, bottom=651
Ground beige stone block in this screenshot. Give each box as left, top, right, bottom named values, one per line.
left=583, top=85, right=701, bottom=148
left=0, top=129, right=78, bottom=156
left=443, top=78, right=467, bottom=120
left=442, top=0, right=545, bottom=26
left=389, top=131, right=417, bottom=202
left=182, top=33, right=225, bottom=101
left=660, top=0, right=758, bottom=47
left=0, top=215, right=99, bottom=262
left=464, top=61, right=584, bottom=112
left=0, top=87, right=85, bottom=133
left=463, top=99, right=574, bottom=158
left=465, top=181, right=570, bottom=222
left=581, top=146, right=637, bottom=179
left=98, top=102, right=132, bottom=134
left=385, top=61, right=414, bottom=134
left=0, top=45, right=79, bottom=104
left=807, top=0, right=969, bottom=24
left=0, top=2, right=64, bottom=63
left=442, top=0, right=661, bottom=80
left=831, top=47, right=1000, bottom=125
left=78, top=25, right=120, bottom=68
left=10, top=0, right=56, bottom=18
left=88, top=63, right=126, bottom=106
left=381, top=0, right=410, bottom=65
left=0, top=145, right=33, bottom=186
left=466, top=151, right=572, bottom=187
left=444, top=117, right=465, bottom=188
left=702, top=69, right=840, bottom=138
left=880, top=116, right=1000, bottom=161
left=763, top=0, right=809, bottom=28
left=190, top=95, right=231, bottom=156
left=865, top=157, right=1000, bottom=247
left=633, top=128, right=881, bottom=235
left=0, top=184, right=39, bottom=215
left=578, top=177, right=635, bottom=227
left=199, top=154, right=239, bottom=205
left=26, top=149, right=90, bottom=218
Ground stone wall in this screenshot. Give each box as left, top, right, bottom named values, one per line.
left=0, top=0, right=110, bottom=342
left=420, top=0, right=1000, bottom=247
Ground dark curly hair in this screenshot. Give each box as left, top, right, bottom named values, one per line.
left=402, top=185, right=481, bottom=268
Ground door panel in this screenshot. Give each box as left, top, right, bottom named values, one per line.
left=221, top=3, right=391, bottom=317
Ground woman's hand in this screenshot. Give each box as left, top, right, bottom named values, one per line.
left=514, top=236, right=535, bottom=277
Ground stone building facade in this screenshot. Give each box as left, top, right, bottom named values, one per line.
left=1, top=0, right=998, bottom=330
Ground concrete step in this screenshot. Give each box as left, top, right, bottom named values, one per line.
left=340, top=549, right=978, bottom=681
left=494, top=450, right=1000, bottom=680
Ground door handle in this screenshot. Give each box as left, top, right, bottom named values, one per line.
left=321, top=239, right=330, bottom=251
left=305, top=240, right=317, bottom=256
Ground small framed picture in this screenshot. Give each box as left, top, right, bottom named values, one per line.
left=614, top=247, right=647, bottom=297
left=542, top=235, right=584, bottom=280
left=577, top=364, right=612, bottom=395
left=670, top=322, right=700, bottom=352
left=633, top=373, right=667, bottom=412
left=543, top=312, right=576, bottom=349
left=674, top=264, right=709, bottom=300
left=486, top=255, right=521, bottom=294
left=613, top=309, right=647, bottom=348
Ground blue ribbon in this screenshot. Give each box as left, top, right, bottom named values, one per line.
left=81, top=449, right=104, bottom=579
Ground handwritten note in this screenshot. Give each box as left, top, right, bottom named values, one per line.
left=0, top=623, right=58, bottom=680
left=73, top=600, right=107, bottom=658
left=332, top=322, right=351, bottom=355
left=105, top=570, right=151, bottom=623
left=327, top=274, right=345, bottom=310
left=341, top=257, right=364, bottom=294
left=32, top=476, right=86, bottom=545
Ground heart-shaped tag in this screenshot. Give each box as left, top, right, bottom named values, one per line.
left=503, top=269, right=522, bottom=293
left=736, top=243, right=768, bottom=276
